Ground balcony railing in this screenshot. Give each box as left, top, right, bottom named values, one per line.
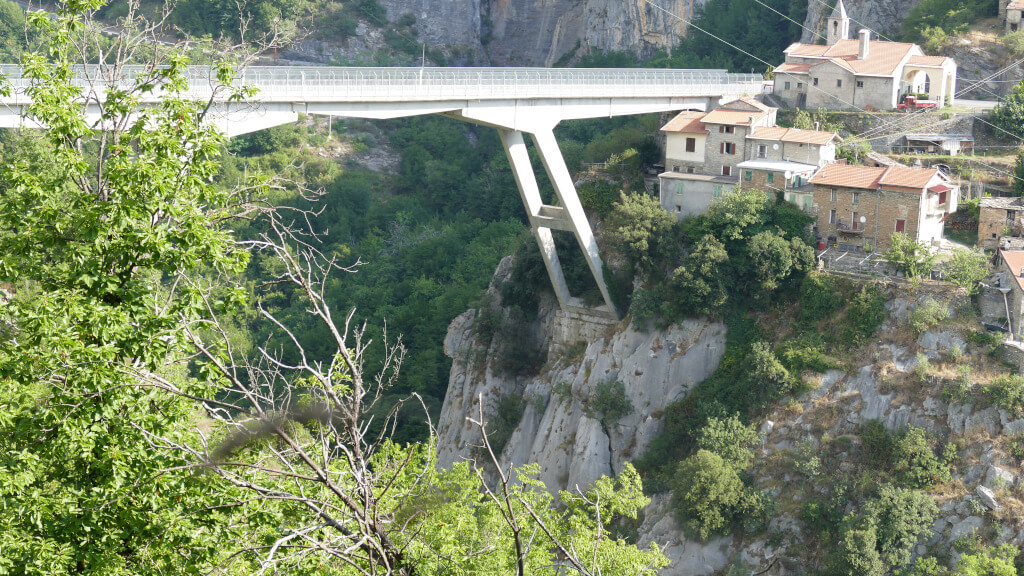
left=836, top=220, right=865, bottom=234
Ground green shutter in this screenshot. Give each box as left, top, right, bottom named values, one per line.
left=744, top=170, right=753, bottom=181
left=767, top=172, right=774, bottom=184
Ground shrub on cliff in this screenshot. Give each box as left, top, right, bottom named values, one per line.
left=671, top=450, right=745, bottom=540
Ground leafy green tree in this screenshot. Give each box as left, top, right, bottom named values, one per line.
left=671, top=450, right=745, bottom=540
left=867, top=485, right=939, bottom=568
left=0, top=5, right=263, bottom=574
left=988, top=80, right=1024, bottom=143
left=701, top=187, right=770, bottom=241
left=957, top=544, right=1020, bottom=576
left=1014, top=148, right=1024, bottom=196
left=747, top=230, right=814, bottom=295
left=745, top=341, right=796, bottom=403
left=696, top=414, right=761, bottom=469
left=833, top=525, right=886, bottom=576
left=667, top=234, right=729, bottom=316
left=604, top=191, right=678, bottom=275
left=946, top=248, right=990, bottom=293
left=887, top=232, right=938, bottom=279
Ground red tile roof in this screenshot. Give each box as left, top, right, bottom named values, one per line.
left=776, top=62, right=812, bottom=74
left=702, top=109, right=769, bottom=126
left=661, top=111, right=708, bottom=133
left=810, top=163, right=942, bottom=191
left=1008, top=0, right=1024, bottom=10
left=879, top=165, right=940, bottom=189
left=810, top=163, right=888, bottom=188
left=748, top=126, right=841, bottom=145
left=785, top=39, right=918, bottom=76
left=1001, top=250, right=1024, bottom=292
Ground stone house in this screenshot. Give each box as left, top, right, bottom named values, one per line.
left=659, top=99, right=839, bottom=217
left=896, top=134, right=974, bottom=156
left=1003, top=0, right=1024, bottom=32
left=980, top=197, right=1024, bottom=249
left=773, top=0, right=957, bottom=110
left=810, top=163, right=958, bottom=252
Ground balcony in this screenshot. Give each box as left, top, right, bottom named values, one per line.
left=836, top=220, right=865, bottom=235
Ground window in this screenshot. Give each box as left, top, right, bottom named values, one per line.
left=895, top=219, right=906, bottom=233
left=853, top=212, right=860, bottom=230
left=685, top=137, right=696, bottom=152
left=672, top=165, right=680, bottom=172
left=938, top=191, right=947, bottom=205
left=767, top=172, right=775, bottom=184
left=813, top=78, right=819, bottom=86
left=713, top=185, right=723, bottom=198
left=797, top=82, right=803, bottom=88
left=757, top=144, right=767, bottom=158
left=718, top=125, right=735, bottom=134
left=836, top=79, right=843, bottom=88
left=676, top=206, right=682, bottom=212
left=686, top=166, right=695, bottom=174
left=853, top=192, right=860, bottom=205
left=744, top=170, right=753, bottom=181
left=721, top=142, right=736, bottom=155
left=829, top=209, right=837, bottom=224
left=857, top=80, right=864, bottom=88
left=830, top=188, right=837, bottom=202
left=722, top=166, right=732, bottom=176
left=785, top=81, right=791, bottom=90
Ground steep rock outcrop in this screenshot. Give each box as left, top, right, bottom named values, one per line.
left=801, top=0, right=923, bottom=44
left=483, top=0, right=697, bottom=66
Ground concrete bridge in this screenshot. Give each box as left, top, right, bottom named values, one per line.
left=0, top=65, right=766, bottom=319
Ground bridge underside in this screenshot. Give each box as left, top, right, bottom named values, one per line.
left=0, top=94, right=728, bottom=320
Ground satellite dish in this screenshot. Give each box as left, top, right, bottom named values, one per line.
left=773, top=144, right=780, bottom=150
left=860, top=216, right=867, bottom=223
left=784, top=171, right=793, bottom=179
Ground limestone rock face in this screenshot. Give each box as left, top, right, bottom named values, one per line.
left=435, top=261, right=728, bottom=572
left=800, top=0, right=924, bottom=44
left=380, top=0, right=482, bottom=46
left=483, top=0, right=697, bottom=66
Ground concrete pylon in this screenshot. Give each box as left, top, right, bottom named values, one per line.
left=498, top=128, right=620, bottom=320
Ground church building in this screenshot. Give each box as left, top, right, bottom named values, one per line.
left=772, top=0, right=957, bottom=110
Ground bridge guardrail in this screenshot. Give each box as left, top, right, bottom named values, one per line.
left=0, top=65, right=764, bottom=103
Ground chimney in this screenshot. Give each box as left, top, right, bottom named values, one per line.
left=858, top=29, right=871, bottom=60
left=814, top=121, right=820, bottom=131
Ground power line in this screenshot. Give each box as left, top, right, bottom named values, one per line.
left=750, top=0, right=825, bottom=41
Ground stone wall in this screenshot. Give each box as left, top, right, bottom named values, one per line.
left=813, top=183, right=925, bottom=251
left=704, top=124, right=749, bottom=176
left=816, top=110, right=980, bottom=152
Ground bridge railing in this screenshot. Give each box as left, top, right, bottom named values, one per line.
left=0, top=65, right=764, bottom=103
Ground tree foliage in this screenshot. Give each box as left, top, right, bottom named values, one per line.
left=945, top=248, right=990, bottom=294
left=671, top=450, right=745, bottom=540
left=988, top=80, right=1024, bottom=143
left=886, top=232, right=938, bottom=279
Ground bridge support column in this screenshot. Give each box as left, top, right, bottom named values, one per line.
left=498, top=128, right=620, bottom=320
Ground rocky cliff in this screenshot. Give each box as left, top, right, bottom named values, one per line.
left=482, top=0, right=696, bottom=66
left=437, top=261, right=1024, bottom=574
left=800, top=0, right=923, bottom=44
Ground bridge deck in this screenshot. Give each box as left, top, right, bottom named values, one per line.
left=0, top=65, right=765, bottom=103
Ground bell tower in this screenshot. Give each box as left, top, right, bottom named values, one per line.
left=827, top=0, right=850, bottom=45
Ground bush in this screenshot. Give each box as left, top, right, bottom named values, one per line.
left=671, top=450, right=745, bottom=540
left=485, top=395, right=526, bottom=455
left=745, top=342, right=797, bottom=404
left=945, top=248, right=989, bottom=295
left=868, top=485, right=939, bottom=567
left=914, top=352, right=932, bottom=381
left=861, top=422, right=953, bottom=489
left=908, top=299, right=951, bottom=334
left=589, top=379, right=633, bottom=426
left=957, top=544, right=1019, bottom=576
left=665, top=234, right=729, bottom=318
left=778, top=336, right=844, bottom=373
left=842, top=285, right=889, bottom=346
left=983, top=373, right=1024, bottom=415
left=696, top=414, right=761, bottom=469
left=799, top=272, right=844, bottom=323
left=886, top=232, right=937, bottom=279
left=833, top=525, right=886, bottom=576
